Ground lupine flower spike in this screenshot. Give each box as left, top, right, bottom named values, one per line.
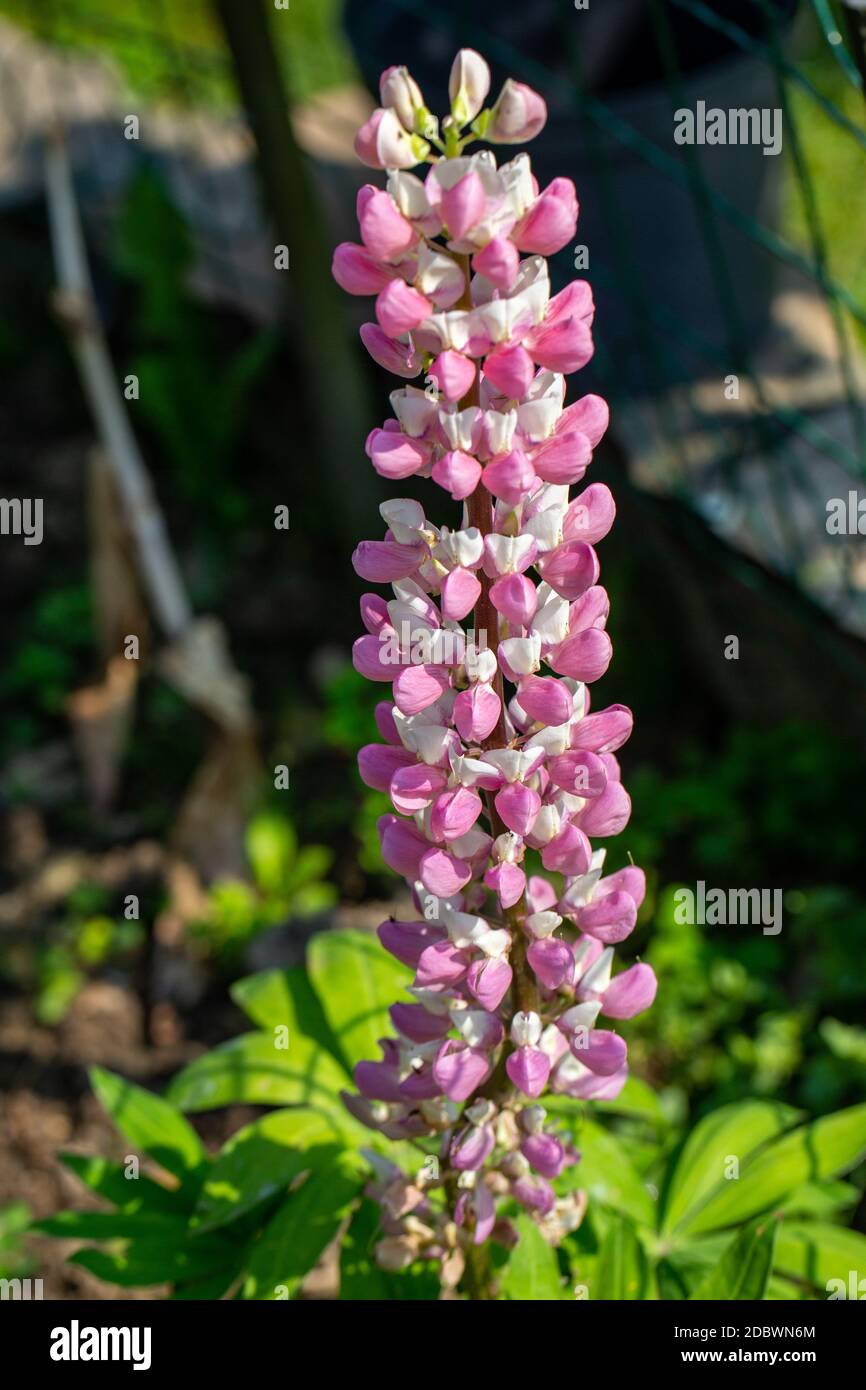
left=334, top=50, right=656, bottom=1290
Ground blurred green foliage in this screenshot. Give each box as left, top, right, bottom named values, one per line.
left=189, top=812, right=338, bottom=968
left=113, top=169, right=273, bottom=548
left=0, top=0, right=357, bottom=106
left=0, top=881, right=143, bottom=1026
left=0, top=585, right=93, bottom=760
left=0, top=1202, right=33, bottom=1282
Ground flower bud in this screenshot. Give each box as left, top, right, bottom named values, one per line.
left=487, top=79, right=547, bottom=144
left=449, top=48, right=491, bottom=125
left=379, top=65, right=425, bottom=132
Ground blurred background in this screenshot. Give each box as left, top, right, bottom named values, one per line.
left=1, top=0, right=865, bottom=1297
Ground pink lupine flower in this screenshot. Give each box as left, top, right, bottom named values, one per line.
left=333, top=50, right=654, bottom=1292
left=355, top=107, right=422, bottom=169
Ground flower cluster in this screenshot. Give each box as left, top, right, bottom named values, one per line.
left=333, top=50, right=656, bottom=1286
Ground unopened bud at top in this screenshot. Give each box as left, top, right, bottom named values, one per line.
left=449, top=48, right=491, bottom=126
left=380, top=65, right=425, bottom=133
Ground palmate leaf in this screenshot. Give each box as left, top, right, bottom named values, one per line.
left=679, top=1104, right=866, bottom=1238
left=690, top=1216, right=778, bottom=1300
left=194, top=1108, right=346, bottom=1233
left=593, top=1216, right=648, bottom=1300
left=58, top=1152, right=193, bottom=1215
left=241, top=1154, right=364, bottom=1300
left=71, top=1233, right=241, bottom=1289
left=307, top=928, right=412, bottom=1072
left=231, top=966, right=345, bottom=1070
left=774, top=1221, right=866, bottom=1296
left=89, top=1067, right=207, bottom=1182
left=499, top=1214, right=565, bottom=1301
left=558, top=1119, right=655, bottom=1228
left=34, top=1211, right=190, bottom=1241
left=592, top=1076, right=667, bottom=1129
left=167, top=1030, right=350, bottom=1120
left=661, top=1099, right=801, bottom=1236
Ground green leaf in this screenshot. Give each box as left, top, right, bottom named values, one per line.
left=171, top=1267, right=239, bottom=1300
left=559, top=1119, right=655, bottom=1228
left=339, top=1199, right=440, bottom=1301
left=594, top=1076, right=667, bottom=1128
left=58, top=1153, right=192, bottom=1215
left=70, top=1234, right=241, bottom=1288
left=775, top=1180, right=859, bottom=1220
left=195, top=1109, right=345, bottom=1232
left=662, top=1100, right=801, bottom=1235
left=231, top=967, right=344, bottom=1069
left=34, top=1211, right=188, bottom=1240
left=242, top=1157, right=363, bottom=1300
left=167, top=1031, right=349, bottom=1118
left=307, top=929, right=411, bottom=1072
left=766, top=1274, right=810, bottom=1301
left=775, top=1221, right=866, bottom=1296
left=660, top=1232, right=731, bottom=1298
left=682, top=1104, right=866, bottom=1237
left=499, top=1214, right=564, bottom=1300
left=594, top=1217, right=647, bottom=1300
left=285, top=844, right=333, bottom=894
left=690, top=1216, right=778, bottom=1300
left=89, top=1068, right=206, bottom=1181
left=245, top=813, right=295, bottom=896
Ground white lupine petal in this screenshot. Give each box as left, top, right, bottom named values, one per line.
left=387, top=170, right=434, bottom=221
left=532, top=592, right=570, bottom=646
left=493, top=830, right=522, bottom=862
left=394, top=707, right=447, bottom=751
left=453, top=1010, right=498, bottom=1047
left=436, top=525, right=484, bottom=569
left=380, top=497, right=427, bottom=542
left=560, top=1000, right=602, bottom=1032
left=391, top=385, right=439, bottom=438
left=485, top=409, right=517, bottom=455
left=442, top=905, right=488, bottom=946
left=525, top=724, right=571, bottom=756
left=580, top=947, right=614, bottom=995
left=485, top=533, right=536, bottom=573
left=524, top=508, right=563, bottom=552
left=439, top=408, right=482, bottom=453
left=540, top=1022, right=566, bottom=1060
left=467, top=647, right=497, bottom=684
left=450, top=753, right=497, bottom=786
left=416, top=243, right=465, bottom=304
left=499, top=153, right=534, bottom=218
left=410, top=989, right=458, bottom=1015
left=413, top=724, right=456, bottom=765
left=480, top=748, right=523, bottom=782
left=563, top=679, right=588, bottom=721
left=552, top=1054, right=591, bottom=1087
left=432, top=149, right=500, bottom=195
left=499, top=633, right=542, bottom=675
left=528, top=804, right=561, bottom=844
left=511, top=1010, right=542, bottom=1047
left=526, top=910, right=562, bottom=939
left=449, top=827, right=492, bottom=861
